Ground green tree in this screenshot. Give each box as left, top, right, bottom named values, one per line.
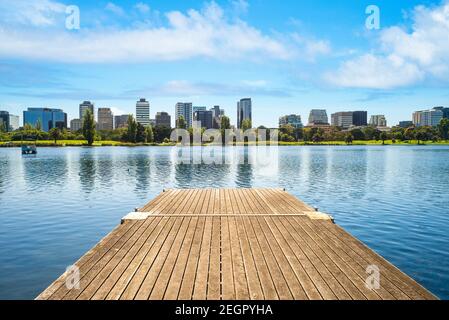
left=154, top=125, right=172, bottom=143
left=176, top=115, right=187, bottom=129
left=345, top=133, right=354, bottom=145
left=126, top=115, right=137, bottom=143
left=35, top=119, right=42, bottom=131
left=82, top=109, right=96, bottom=146
left=350, top=128, right=365, bottom=140
left=380, top=132, right=388, bottom=145
left=146, top=125, right=154, bottom=143
left=49, top=127, right=62, bottom=144
left=0, top=121, right=6, bottom=133
left=136, top=123, right=147, bottom=143
left=438, top=118, right=449, bottom=140
left=241, top=119, right=252, bottom=131
left=220, top=116, right=231, bottom=130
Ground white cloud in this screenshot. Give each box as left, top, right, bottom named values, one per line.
left=0, top=1, right=329, bottom=64
left=324, top=54, right=423, bottom=89
left=134, top=2, right=150, bottom=14
left=0, top=0, right=65, bottom=27
left=105, top=2, right=125, bottom=16
left=231, top=0, right=249, bottom=15
left=326, top=1, right=449, bottom=89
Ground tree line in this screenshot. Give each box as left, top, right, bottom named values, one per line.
left=2, top=110, right=449, bottom=145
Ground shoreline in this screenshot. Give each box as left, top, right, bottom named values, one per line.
left=1, top=140, right=449, bottom=147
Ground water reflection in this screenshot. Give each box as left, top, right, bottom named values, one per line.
left=78, top=153, right=96, bottom=195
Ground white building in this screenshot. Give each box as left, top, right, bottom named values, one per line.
left=136, top=98, right=150, bottom=126
left=331, top=112, right=353, bottom=129
left=70, top=119, right=82, bottom=132
left=370, top=115, right=387, bottom=127
left=413, top=108, right=443, bottom=127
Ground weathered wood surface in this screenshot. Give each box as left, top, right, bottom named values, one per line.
left=37, top=189, right=437, bottom=300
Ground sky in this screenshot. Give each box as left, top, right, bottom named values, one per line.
left=1, top=0, right=449, bottom=127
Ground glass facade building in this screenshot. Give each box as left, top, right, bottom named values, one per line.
left=237, top=98, right=252, bottom=129
left=23, top=108, right=67, bottom=132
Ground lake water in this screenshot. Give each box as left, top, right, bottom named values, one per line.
left=0, top=146, right=448, bottom=299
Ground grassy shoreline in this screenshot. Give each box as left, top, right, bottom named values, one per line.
left=1, top=139, right=449, bottom=147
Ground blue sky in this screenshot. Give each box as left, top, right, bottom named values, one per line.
left=1, top=0, right=449, bottom=127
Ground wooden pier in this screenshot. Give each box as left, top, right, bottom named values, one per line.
left=37, top=189, right=437, bottom=300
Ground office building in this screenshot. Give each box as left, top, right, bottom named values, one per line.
left=176, top=102, right=193, bottom=128
left=0, top=111, right=9, bottom=132
left=193, top=106, right=207, bottom=113
left=0, top=111, right=19, bottom=132
left=97, top=108, right=114, bottom=131
left=114, top=115, right=129, bottom=129
left=398, top=121, right=413, bottom=128
left=237, top=98, right=252, bottom=129
left=155, top=112, right=171, bottom=127
left=433, top=106, right=449, bottom=119
left=193, top=110, right=214, bottom=129
left=79, top=101, right=94, bottom=120
left=308, top=109, right=329, bottom=126
left=23, top=108, right=67, bottom=132
left=9, top=114, right=19, bottom=131
left=413, top=108, right=443, bottom=127
left=211, top=106, right=225, bottom=129
left=279, top=114, right=303, bottom=129
left=70, top=119, right=82, bottom=132
left=331, top=112, right=354, bottom=129
left=352, top=111, right=368, bottom=126
left=136, top=98, right=150, bottom=126
left=370, top=115, right=387, bottom=127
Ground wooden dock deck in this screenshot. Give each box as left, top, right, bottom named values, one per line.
left=37, top=189, right=437, bottom=300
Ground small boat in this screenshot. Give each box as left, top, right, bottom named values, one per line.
left=22, top=145, right=37, bottom=155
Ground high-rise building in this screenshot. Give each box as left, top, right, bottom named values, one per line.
left=279, top=114, right=303, bottom=129
left=97, top=108, right=114, bottom=131
left=155, top=112, right=171, bottom=127
left=70, top=119, right=82, bottom=132
left=193, top=106, right=207, bottom=113
left=114, top=115, right=129, bottom=129
left=23, top=108, right=67, bottom=132
left=0, top=111, right=9, bottom=132
left=8, top=114, right=19, bottom=131
left=237, top=98, right=252, bottom=129
left=398, top=121, right=413, bottom=128
left=352, top=111, right=368, bottom=126
left=176, top=102, right=193, bottom=128
left=433, top=106, right=449, bottom=119
left=136, top=98, right=150, bottom=126
left=211, top=106, right=225, bottom=129
left=193, top=110, right=214, bottom=129
left=331, top=112, right=354, bottom=129
left=412, top=108, right=443, bottom=127
left=370, top=115, right=387, bottom=127
left=79, top=101, right=94, bottom=120
left=308, top=109, right=329, bottom=126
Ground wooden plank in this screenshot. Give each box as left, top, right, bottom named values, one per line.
left=38, top=189, right=437, bottom=301
left=119, top=190, right=197, bottom=299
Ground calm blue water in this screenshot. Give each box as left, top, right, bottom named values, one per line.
left=0, top=146, right=448, bottom=300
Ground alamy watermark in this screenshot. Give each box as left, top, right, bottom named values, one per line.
left=365, top=5, right=381, bottom=30
left=65, top=5, right=80, bottom=30
left=65, top=265, right=80, bottom=290
left=365, top=265, right=381, bottom=290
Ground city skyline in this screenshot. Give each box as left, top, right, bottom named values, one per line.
left=2, top=98, right=449, bottom=131
left=1, top=0, right=449, bottom=127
